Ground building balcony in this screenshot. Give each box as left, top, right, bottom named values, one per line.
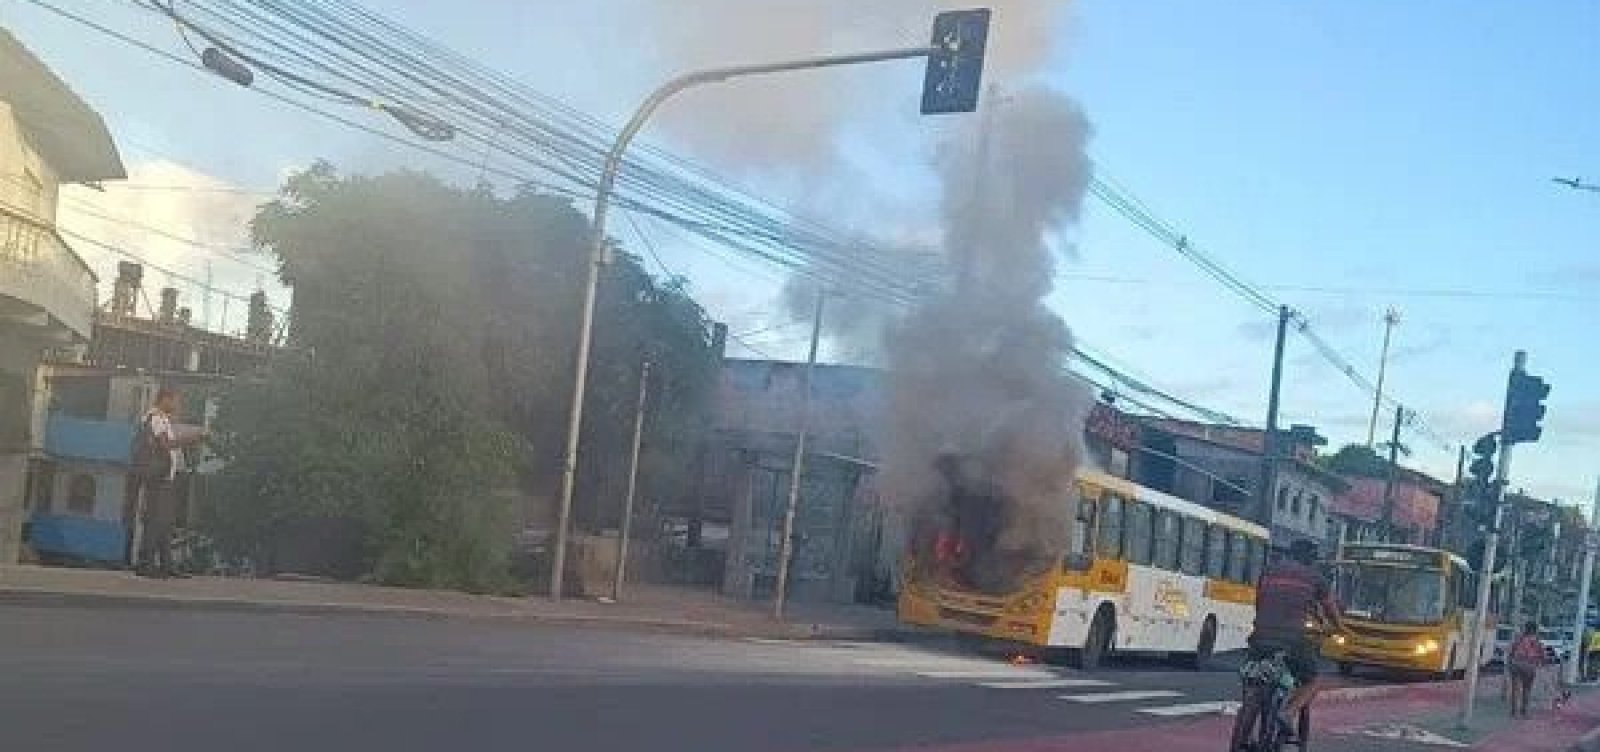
left=43, top=413, right=132, bottom=465
left=0, top=208, right=96, bottom=342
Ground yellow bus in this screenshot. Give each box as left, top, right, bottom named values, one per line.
left=899, top=468, right=1269, bottom=669
left=1321, top=542, right=1491, bottom=678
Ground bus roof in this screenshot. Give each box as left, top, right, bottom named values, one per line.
left=1336, top=541, right=1469, bottom=570
left=1079, top=467, right=1269, bottom=538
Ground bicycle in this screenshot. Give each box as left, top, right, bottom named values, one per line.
left=1229, top=647, right=1311, bottom=752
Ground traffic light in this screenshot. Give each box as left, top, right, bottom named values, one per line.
left=1469, top=433, right=1497, bottom=485
left=921, top=9, right=992, bottom=115
left=1503, top=370, right=1551, bottom=444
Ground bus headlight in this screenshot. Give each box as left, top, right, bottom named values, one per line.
left=1414, top=639, right=1440, bottom=655
left=1331, top=634, right=1348, bottom=646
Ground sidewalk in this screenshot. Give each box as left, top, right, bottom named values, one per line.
left=0, top=564, right=906, bottom=641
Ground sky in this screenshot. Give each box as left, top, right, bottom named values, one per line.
left=5, top=0, right=1599, bottom=504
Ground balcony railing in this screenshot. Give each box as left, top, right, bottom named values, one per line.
left=0, top=207, right=95, bottom=340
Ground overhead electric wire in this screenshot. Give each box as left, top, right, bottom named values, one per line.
left=30, top=0, right=1241, bottom=427
left=1088, top=172, right=1455, bottom=454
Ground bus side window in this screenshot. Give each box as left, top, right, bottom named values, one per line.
left=1180, top=516, right=1206, bottom=576
left=1071, top=494, right=1098, bottom=558
left=1125, top=500, right=1154, bottom=566
left=1153, top=509, right=1180, bottom=571
left=1247, top=538, right=1266, bottom=584
left=1097, top=494, right=1125, bottom=561
left=1205, top=524, right=1227, bottom=579
left=1225, top=531, right=1249, bottom=583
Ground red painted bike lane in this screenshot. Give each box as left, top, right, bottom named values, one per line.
left=862, top=682, right=1600, bottom=752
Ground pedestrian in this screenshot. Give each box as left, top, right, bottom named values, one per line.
left=126, top=387, right=206, bottom=578
left=1508, top=620, right=1546, bottom=718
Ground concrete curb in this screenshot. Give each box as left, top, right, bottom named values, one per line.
left=0, top=586, right=896, bottom=642
left=1321, top=680, right=1460, bottom=704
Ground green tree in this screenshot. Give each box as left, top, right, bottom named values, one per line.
left=205, top=165, right=716, bottom=589
left=1319, top=443, right=1391, bottom=479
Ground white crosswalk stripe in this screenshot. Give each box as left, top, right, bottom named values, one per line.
left=1059, top=690, right=1186, bottom=703
left=1138, top=700, right=1240, bottom=717
left=977, top=678, right=1113, bottom=690
left=737, top=638, right=1247, bottom=717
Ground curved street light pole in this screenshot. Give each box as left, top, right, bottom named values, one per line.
left=548, top=45, right=939, bottom=601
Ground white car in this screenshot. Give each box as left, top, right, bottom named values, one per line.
left=1542, top=628, right=1575, bottom=665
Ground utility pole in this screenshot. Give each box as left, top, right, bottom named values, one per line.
left=1257, top=305, right=1290, bottom=529
left=1568, top=477, right=1598, bottom=685
left=1380, top=404, right=1406, bottom=541
left=1366, top=307, right=1401, bottom=448
left=545, top=12, right=991, bottom=600
left=1461, top=350, right=1527, bottom=728
left=611, top=360, right=650, bottom=602
left=1437, top=444, right=1467, bottom=549
left=773, top=290, right=825, bottom=621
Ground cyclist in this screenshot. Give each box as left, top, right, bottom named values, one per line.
left=1247, top=538, right=1345, bottom=741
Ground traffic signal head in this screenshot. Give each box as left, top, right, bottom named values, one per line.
left=921, top=9, right=992, bottom=115
left=1503, top=371, right=1551, bottom=444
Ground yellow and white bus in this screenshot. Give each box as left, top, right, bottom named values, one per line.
left=899, top=468, right=1269, bottom=669
left=1321, top=542, right=1491, bottom=678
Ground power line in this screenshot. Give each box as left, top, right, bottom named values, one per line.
left=60, top=197, right=278, bottom=276
left=57, top=227, right=284, bottom=314
left=1088, top=170, right=1455, bottom=454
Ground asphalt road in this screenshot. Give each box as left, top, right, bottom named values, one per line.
left=0, top=603, right=1389, bottom=752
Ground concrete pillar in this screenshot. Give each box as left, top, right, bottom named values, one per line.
left=0, top=333, right=43, bottom=565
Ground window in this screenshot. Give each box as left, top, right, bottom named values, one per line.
left=1226, top=531, right=1250, bottom=583
left=1180, top=516, right=1207, bottom=575
left=1277, top=487, right=1289, bottom=511
left=1291, top=491, right=1303, bottom=517
left=1153, top=509, right=1181, bottom=571
left=1125, top=500, right=1154, bottom=566
left=1205, top=524, right=1227, bottom=578
left=1071, top=496, right=1098, bottom=557
left=1247, top=539, right=1267, bottom=583
left=1308, top=496, right=1321, bottom=525
left=1097, top=493, right=1125, bottom=560
left=66, top=474, right=96, bottom=516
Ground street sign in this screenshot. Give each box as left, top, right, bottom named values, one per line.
left=921, top=9, right=991, bottom=115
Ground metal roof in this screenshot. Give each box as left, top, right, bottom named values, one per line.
left=0, top=27, right=125, bottom=183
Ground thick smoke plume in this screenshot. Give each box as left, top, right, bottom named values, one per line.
left=886, top=88, right=1093, bottom=594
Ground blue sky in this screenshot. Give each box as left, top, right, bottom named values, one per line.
left=7, top=0, right=1599, bottom=503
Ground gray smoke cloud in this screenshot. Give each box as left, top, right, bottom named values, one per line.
left=886, top=87, right=1093, bottom=594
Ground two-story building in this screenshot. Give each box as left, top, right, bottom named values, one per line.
left=0, top=29, right=125, bottom=563
left=22, top=262, right=279, bottom=566
left=1136, top=419, right=1349, bottom=551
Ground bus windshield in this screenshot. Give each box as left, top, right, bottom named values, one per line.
left=1335, top=563, right=1447, bottom=625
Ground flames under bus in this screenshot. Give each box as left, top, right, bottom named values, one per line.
left=899, top=468, right=1269, bottom=669
left=1321, top=542, right=1493, bottom=678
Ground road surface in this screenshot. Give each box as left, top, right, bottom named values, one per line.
left=0, top=602, right=1409, bottom=751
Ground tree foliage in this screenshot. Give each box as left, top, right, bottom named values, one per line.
left=205, top=164, right=717, bottom=589
left=1319, top=443, right=1391, bottom=479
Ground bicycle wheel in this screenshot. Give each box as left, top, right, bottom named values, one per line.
left=1229, top=684, right=1264, bottom=751
left=1257, top=688, right=1287, bottom=752
left=1296, top=704, right=1311, bottom=749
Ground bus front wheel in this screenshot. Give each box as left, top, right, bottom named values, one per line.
left=1077, top=607, right=1114, bottom=670
left=1337, top=661, right=1355, bottom=677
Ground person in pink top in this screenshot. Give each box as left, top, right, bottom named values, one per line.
left=1507, top=620, right=1546, bottom=718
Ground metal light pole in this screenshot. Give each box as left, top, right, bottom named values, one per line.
left=1257, top=305, right=1291, bottom=529
left=1461, top=350, right=1526, bottom=728
left=773, top=289, right=825, bottom=621
left=547, top=42, right=951, bottom=600
left=611, top=360, right=651, bottom=602
left=1366, top=308, right=1401, bottom=448
left=1567, top=478, right=1600, bottom=685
